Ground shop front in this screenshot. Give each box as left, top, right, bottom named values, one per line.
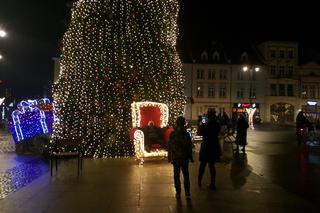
left=302, top=101, right=320, bottom=125
left=270, top=102, right=294, bottom=123
left=232, top=102, right=261, bottom=124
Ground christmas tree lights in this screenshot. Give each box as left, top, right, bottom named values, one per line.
left=52, top=0, right=185, bottom=158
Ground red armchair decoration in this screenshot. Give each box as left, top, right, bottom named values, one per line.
left=130, top=101, right=173, bottom=164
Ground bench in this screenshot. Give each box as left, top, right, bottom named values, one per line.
left=50, top=139, right=83, bottom=176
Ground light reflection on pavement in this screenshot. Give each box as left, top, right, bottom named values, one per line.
left=0, top=157, right=48, bottom=199
left=245, top=124, right=320, bottom=203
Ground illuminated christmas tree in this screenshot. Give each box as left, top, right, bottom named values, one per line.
left=51, top=0, right=185, bottom=158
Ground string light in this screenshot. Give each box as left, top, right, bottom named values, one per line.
left=131, top=102, right=169, bottom=163
left=8, top=99, right=54, bottom=143
left=51, top=0, right=186, bottom=158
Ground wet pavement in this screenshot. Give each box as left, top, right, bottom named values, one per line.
left=0, top=123, right=318, bottom=212
left=0, top=155, right=48, bottom=199
left=246, top=124, right=320, bottom=204
left=0, top=130, right=15, bottom=154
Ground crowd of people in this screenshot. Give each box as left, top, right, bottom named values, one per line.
left=167, top=110, right=249, bottom=199
left=142, top=109, right=318, bottom=199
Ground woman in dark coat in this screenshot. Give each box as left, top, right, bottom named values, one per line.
left=168, top=116, right=194, bottom=198
left=197, top=110, right=221, bottom=190
left=236, top=114, right=249, bottom=153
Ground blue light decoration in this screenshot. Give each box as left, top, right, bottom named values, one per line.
left=8, top=98, right=54, bottom=143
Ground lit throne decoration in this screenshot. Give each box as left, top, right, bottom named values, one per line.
left=130, top=101, right=173, bottom=164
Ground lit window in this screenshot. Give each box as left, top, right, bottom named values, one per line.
left=208, top=86, right=215, bottom=97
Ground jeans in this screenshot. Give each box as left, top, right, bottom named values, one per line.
left=198, top=161, right=216, bottom=186
left=173, top=162, right=190, bottom=194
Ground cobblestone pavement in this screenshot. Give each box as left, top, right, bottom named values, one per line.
left=0, top=158, right=48, bottom=199
left=0, top=124, right=318, bottom=212
left=0, top=131, right=15, bottom=154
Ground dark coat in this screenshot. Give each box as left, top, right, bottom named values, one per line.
left=296, top=112, right=307, bottom=129
left=168, top=127, right=193, bottom=164
left=236, top=117, right=249, bottom=145
left=198, top=119, right=221, bottom=163
left=144, top=125, right=161, bottom=144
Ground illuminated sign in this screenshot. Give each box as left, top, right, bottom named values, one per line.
left=307, top=101, right=317, bottom=106
left=234, top=103, right=259, bottom=109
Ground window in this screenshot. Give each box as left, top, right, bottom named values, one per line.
left=197, top=69, right=204, bottom=79
left=270, top=65, right=276, bottom=75
left=279, top=84, right=285, bottom=96
left=251, top=71, right=257, bottom=80
left=196, top=85, right=204, bottom=97
left=270, top=50, right=276, bottom=58
left=208, top=69, right=216, bottom=80
left=197, top=107, right=204, bottom=116
left=219, top=86, right=226, bottom=98
left=250, top=87, right=256, bottom=99
left=207, top=107, right=216, bottom=113
left=208, top=85, right=215, bottom=97
left=279, top=66, right=285, bottom=76
left=270, top=84, right=277, bottom=96
left=288, top=50, right=294, bottom=59
left=237, top=88, right=244, bottom=99
left=287, top=84, right=293, bottom=96
left=310, top=86, right=316, bottom=98
left=279, top=50, right=285, bottom=58
left=212, top=51, right=220, bottom=61
left=237, top=70, right=244, bottom=80
left=219, top=69, right=227, bottom=80
left=302, top=85, right=307, bottom=98
left=288, top=65, right=293, bottom=76
left=241, top=52, right=248, bottom=62
left=201, top=51, right=208, bottom=61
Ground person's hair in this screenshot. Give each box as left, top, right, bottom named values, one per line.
left=176, top=116, right=185, bottom=127
left=207, top=110, right=216, bottom=119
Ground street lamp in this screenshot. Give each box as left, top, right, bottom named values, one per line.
left=0, top=29, right=6, bottom=60
left=0, top=30, right=6, bottom=38
left=242, top=65, right=260, bottom=129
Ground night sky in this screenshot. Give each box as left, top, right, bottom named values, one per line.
left=0, top=0, right=69, bottom=100
left=0, top=0, right=319, bottom=100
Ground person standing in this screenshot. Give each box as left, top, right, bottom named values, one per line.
left=296, top=111, right=307, bottom=145
left=236, top=114, right=249, bottom=153
left=231, top=112, right=237, bottom=133
left=168, top=116, right=194, bottom=198
left=197, top=110, right=221, bottom=190
left=221, top=111, right=230, bottom=135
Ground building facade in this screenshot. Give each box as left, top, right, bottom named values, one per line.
left=258, top=41, right=299, bottom=123
left=299, top=62, right=320, bottom=122
left=183, top=43, right=266, bottom=122
left=184, top=41, right=320, bottom=124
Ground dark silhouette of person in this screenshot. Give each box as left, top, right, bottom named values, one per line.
left=231, top=112, right=237, bottom=133
left=197, top=115, right=203, bottom=128
left=197, top=110, right=221, bottom=190
left=236, top=114, right=249, bottom=153
left=296, top=111, right=307, bottom=131
left=168, top=116, right=194, bottom=198
left=296, top=111, right=308, bottom=145
left=144, top=120, right=160, bottom=152
left=221, top=112, right=230, bottom=134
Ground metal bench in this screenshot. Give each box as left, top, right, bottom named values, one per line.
left=50, top=139, right=83, bottom=176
